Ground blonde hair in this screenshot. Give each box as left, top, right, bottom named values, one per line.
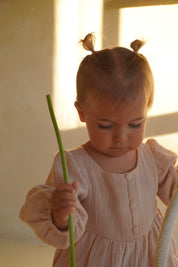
left=76, top=33, right=154, bottom=108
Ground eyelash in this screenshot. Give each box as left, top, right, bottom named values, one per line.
left=129, top=122, right=143, bottom=128
left=98, top=122, right=143, bottom=129
left=98, top=124, right=112, bottom=129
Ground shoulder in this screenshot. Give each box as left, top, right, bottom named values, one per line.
left=145, top=138, right=177, bottom=165
left=142, top=138, right=177, bottom=178
left=52, top=146, right=91, bottom=184
left=144, top=140, right=178, bottom=203
left=66, top=146, right=91, bottom=169
left=48, top=147, right=91, bottom=198
left=53, top=146, right=88, bottom=168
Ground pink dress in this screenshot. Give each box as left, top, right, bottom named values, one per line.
left=19, top=139, right=178, bottom=266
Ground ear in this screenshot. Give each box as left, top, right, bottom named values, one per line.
left=74, top=101, right=86, bottom=122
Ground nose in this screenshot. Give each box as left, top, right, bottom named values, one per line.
left=112, top=126, right=127, bottom=144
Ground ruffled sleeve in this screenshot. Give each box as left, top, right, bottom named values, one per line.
left=147, top=139, right=178, bottom=205
left=19, top=150, right=88, bottom=249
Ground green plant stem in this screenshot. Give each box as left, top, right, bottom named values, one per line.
left=46, top=94, right=75, bottom=267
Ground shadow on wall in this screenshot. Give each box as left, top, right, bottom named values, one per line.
left=145, top=112, right=178, bottom=137
left=61, top=126, right=88, bottom=150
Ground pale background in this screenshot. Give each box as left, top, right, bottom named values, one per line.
left=0, top=0, right=178, bottom=266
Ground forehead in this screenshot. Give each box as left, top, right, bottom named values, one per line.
left=85, top=94, right=147, bottom=122
left=83, top=72, right=150, bottom=105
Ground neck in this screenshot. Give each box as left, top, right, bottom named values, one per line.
left=82, top=141, right=137, bottom=174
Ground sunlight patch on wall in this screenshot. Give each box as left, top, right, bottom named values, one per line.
left=119, top=5, right=178, bottom=154
left=119, top=5, right=178, bottom=117
left=53, top=0, right=103, bottom=130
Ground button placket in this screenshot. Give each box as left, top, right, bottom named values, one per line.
left=125, top=173, right=140, bottom=237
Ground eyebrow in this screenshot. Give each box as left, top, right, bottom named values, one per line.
left=97, top=117, right=144, bottom=122
left=129, top=117, right=144, bottom=122
left=97, top=119, right=114, bottom=123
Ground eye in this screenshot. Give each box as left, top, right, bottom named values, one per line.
left=97, top=123, right=112, bottom=129
left=129, top=122, right=143, bottom=128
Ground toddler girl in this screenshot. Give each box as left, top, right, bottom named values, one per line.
left=19, top=33, right=178, bottom=266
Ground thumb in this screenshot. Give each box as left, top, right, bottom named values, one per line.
left=72, top=180, right=79, bottom=192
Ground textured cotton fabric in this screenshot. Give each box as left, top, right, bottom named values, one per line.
left=19, top=139, right=178, bottom=266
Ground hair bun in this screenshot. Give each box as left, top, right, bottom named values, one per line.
left=130, top=39, right=145, bottom=52
left=80, top=33, right=95, bottom=53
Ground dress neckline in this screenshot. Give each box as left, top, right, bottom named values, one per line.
left=77, top=144, right=142, bottom=176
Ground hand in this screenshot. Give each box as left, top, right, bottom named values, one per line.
left=51, top=180, right=79, bottom=231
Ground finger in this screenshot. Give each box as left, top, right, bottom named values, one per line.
left=72, top=180, right=79, bottom=192
left=53, top=191, right=76, bottom=201
left=55, top=183, right=75, bottom=193
left=53, top=204, right=75, bottom=225
left=53, top=211, right=70, bottom=229
left=55, top=199, right=76, bottom=209
left=58, top=205, right=75, bottom=215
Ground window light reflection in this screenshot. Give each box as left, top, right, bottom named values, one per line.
left=53, top=0, right=103, bottom=130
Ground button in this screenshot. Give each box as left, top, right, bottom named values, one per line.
left=130, top=202, right=136, bottom=210
left=133, top=226, right=139, bottom=234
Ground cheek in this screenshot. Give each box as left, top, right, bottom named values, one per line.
left=92, top=131, right=111, bottom=144
left=86, top=125, right=100, bottom=142
left=129, top=129, right=145, bottom=146
left=87, top=127, right=111, bottom=146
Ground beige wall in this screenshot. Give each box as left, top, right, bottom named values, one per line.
left=0, top=0, right=55, bottom=241
left=0, top=0, right=88, bottom=243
